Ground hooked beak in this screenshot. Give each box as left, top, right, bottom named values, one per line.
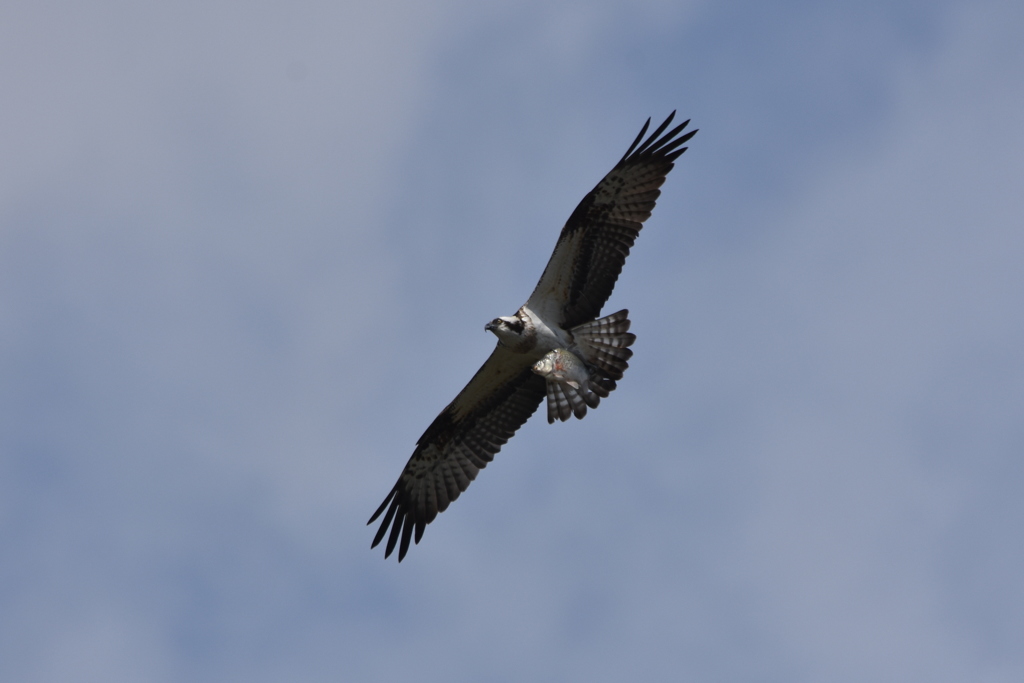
left=484, top=322, right=497, bottom=333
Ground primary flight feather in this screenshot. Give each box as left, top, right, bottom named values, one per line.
left=369, top=113, right=696, bottom=561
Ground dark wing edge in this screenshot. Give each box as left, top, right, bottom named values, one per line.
left=529, top=112, right=697, bottom=328
left=367, top=359, right=546, bottom=562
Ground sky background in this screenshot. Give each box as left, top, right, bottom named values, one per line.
left=2, top=1, right=1023, bottom=681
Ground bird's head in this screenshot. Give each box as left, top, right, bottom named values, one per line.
left=485, top=315, right=526, bottom=346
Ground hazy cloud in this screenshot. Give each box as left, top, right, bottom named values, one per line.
left=2, top=1, right=1021, bottom=681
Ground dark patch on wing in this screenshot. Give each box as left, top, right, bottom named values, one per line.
left=367, top=355, right=546, bottom=562
left=541, top=113, right=697, bottom=328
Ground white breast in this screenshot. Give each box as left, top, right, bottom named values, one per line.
left=521, top=305, right=571, bottom=352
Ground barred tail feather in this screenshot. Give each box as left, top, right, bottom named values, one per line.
left=564, top=382, right=589, bottom=419
left=548, top=382, right=573, bottom=423
left=545, top=382, right=560, bottom=424
left=579, top=383, right=601, bottom=409
left=572, top=309, right=637, bottom=380
left=546, top=379, right=603, bottom=423
left=589, top=373, right=614, bottom=398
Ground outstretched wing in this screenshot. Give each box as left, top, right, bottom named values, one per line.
left=527, top=113, right=696, bottom=328
left=368, top=346, right=546, bottom=561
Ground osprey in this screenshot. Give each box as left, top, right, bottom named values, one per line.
left=369, top=113, right=696, bottom=560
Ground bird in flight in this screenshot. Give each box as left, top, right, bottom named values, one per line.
left=369, top=113, right=696, bottom=560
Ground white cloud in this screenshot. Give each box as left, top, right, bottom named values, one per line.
left=1, top=0, right=1022, bottom=681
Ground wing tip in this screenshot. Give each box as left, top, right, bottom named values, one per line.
left=367, top=487, right=396, bottom=526
left=620, top=112, right=696, bottom=166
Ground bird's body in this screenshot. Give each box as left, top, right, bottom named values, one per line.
left=369, top=113, right=696, bottom=560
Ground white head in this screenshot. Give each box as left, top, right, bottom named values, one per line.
left=485, top=315, right=527, bottom=347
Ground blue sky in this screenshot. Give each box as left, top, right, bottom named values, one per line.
left=2, top=1, right=1022, bottom=681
